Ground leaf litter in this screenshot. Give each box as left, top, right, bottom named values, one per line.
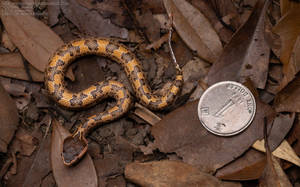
left=0, top=0, right=300, bottom=186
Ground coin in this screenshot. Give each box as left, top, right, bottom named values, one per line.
left=197, top=81, right=256, bottom=136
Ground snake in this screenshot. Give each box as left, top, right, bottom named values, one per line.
left=45, top=38, right=183, bottom=166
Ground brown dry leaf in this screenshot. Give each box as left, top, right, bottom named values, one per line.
left=287, top=114, right=300, bottom=156
left=2, top=30, right=16, bottom=51
left=146, top=82, right=275, bottom=173
left=145, top=33, right=169, bottom=51
left=94, top=136, right=136, bottom=186
left=280, top=0, right=300, bottom=16
left=216, top=149, right=267, bottom=180
left=76, top=0, right=132, bottom=28
left=0, top=53, right=44, bottom=82
left=207, top=0, right=270, bottom=89
left=60, top=0, right=128, bottom=39
left=259, top=125, right=292, bottom=187
left=272, top=8, right=300, bottom=93
left=254, top=140, right=300, bottom=167
left=274, top=75, right=300, bottom=112
left=0, top=83, right=19, bottom=153
left=47, top=0, right=60, bottom=26
left=11, top=128, right=38, bottom=156
left=51, top=119, right=98, bottom=187
left=0, top=0, right=64, bottom=72
left=188, top=0, right=234, bottom=44
left=6, top=155, right=34, bottom=186
left=216, top=113, right=295, bottom=180
left=144, top=0, right=165, bottom=14
left=134, top=103, right=161, bottom=126
left=207, top=0, right=243, bottom=30
left=22, top=135, right=52, bottom=187
left=125, top=160, right=241, bottom=187
left=163, top=0, right=223, bottom=63
left=0, top=77, right=26, bottom=97
left=135, top=8, right=161, bottom=42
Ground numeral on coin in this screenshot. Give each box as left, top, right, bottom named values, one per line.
left=214, top=122, right=226, bottom=131
left=201, top=107, right=209, bottom=115
left=214, top=99, right=234, bottom=117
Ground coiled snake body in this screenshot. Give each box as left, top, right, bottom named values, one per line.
left=45, top=38, right=183, bottom=166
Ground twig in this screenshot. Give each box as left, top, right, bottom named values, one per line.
left=167, top=14, right=180, bottom=69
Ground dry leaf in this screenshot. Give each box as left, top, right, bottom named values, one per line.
left=1, top=30, right=16, bottom=51
left=22, top=135, right=52, bottom=187
left=145, top=33, right=169, bottom=50
left=287, top=114, right=300, bottom=157
left=51, top=119, right=98, bottom=187
left=0, top=83, right=19, bottom=153
left=253, top=140, right=300, bottom=167
left=188, top=0, right=234, bottom=44
left=216, top=112, right=294, bottom=180
left=135, top=9, right=161, bottom=42
left=125, top=160, right=241, bottom=187
left=11, top=128, right=37, bottom=156
left=216, top=149, right=267, bottom=180
left=0, top=53, right=44, bottom=82
left=60, top=0, right=128, bottom=39
left=94, top=136, right=136, bottom=186
left=272, top=8, right=300, bottom=93
left=76, top=0, right=132, bottom=28
left=274, top=75, right=300, bottom=112
left=134, top=103, right=161, bottom=125
left=280, top=0, right=300, bottom=16
left=163, top=0, right=223, bottom=63
left=0, top=78, right=26, bottom=97
left=207, top=0, right=270, bottom=89
left=252, top=113, right=299, bottom=166
left=0, top=0, right=64, bottom=72
left=47, top=0, right=60, bottom=26
left=259, top=124, right=292, bottom=187
left=146, top=84, right=275, bottom=173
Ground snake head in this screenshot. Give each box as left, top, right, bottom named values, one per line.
left=61, top=133, right=88, bottom=166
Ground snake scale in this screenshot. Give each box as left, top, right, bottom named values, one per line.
left=45, top=38, right=183, bottom=166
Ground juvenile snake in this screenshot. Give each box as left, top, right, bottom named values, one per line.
left=45, top=38, right=183, bottom=166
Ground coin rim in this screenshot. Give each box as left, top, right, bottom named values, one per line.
left=197, top=81, right=256, bottom=136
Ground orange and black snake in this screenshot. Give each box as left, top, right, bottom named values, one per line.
left=45, top=38, right=183, bottom=166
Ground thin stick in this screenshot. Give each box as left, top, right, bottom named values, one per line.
left=167, top=14, right=179, bottom=68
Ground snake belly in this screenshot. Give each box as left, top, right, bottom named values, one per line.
left=45, top=38, right=183, bottom=165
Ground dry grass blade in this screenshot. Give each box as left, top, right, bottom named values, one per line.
left=163, top=0, right=223, bottom=63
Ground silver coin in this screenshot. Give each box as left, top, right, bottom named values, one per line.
left=198, top=81, right=256, bottom=136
